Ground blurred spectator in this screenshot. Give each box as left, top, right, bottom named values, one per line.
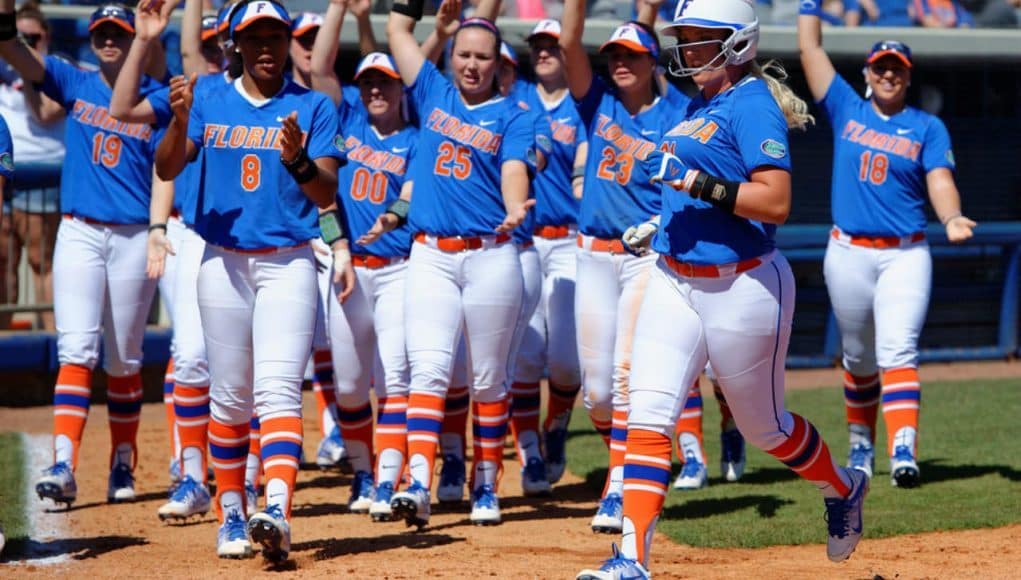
left=913, top=0, right=975, bottom=26
left=958, top=0, right=1020, bottom=26
left=845, top=0, right=914, bottom=26
left=0, top=0, right=64, bottom=331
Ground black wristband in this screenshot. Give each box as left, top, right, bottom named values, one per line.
left=689, top=171, right=739, bottom=214
left=319, top=210, right=345, bottom=245
left=0, top=13, right=16, bottom=42
left=390, top=0, right=425, bottom=20
left=282, top=148, right=317, bottom=185
left=148, top=223, right=168, bottom=233
left=385, top=198, right=410, bottom=227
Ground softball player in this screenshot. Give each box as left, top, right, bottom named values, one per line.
left=560, top=0, right=690, bottom=534
left=798, top=2, right=975, bottom=488
left=310, top=0, right=417, bottom=520
left=0, top=112, right=12, bottom=218
left=154, top=0, right=344, bottom=561
left=371, top=0, right=536, bottom=527
left=0, top=2, right=167, bottom=506
left=579, top=1, right=868, bottom=577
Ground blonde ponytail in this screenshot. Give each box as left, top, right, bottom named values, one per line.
left=749, top=60, right=815, bottom=131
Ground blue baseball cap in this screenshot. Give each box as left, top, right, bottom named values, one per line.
left=291, top=12, right=323, bottom=37
left=354, top=52, right=401, bottom=80
left=230, top=0, right=292, bottom=41
left=88, top=4, right=135, bottom=34
left=600, top=23, right=658, bottom=60
left=866, top=40, right=912, bottom=69
left=500, top=41, right=518, bottom=66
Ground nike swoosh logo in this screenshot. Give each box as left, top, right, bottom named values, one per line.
left=555, top=117, right=572, bottom=124
left=480, top=120, right=497, bottom=127
left=707, top=109, right=721, bottom=115
left=391, top=147, right=409, bottom=154
left=382, top=464, right=399, bottom=469
left=640, top=129, right=657, bottom=136
left=896, top=128, right=912, bottom=135
left=276, top=116, right=286, bottom=123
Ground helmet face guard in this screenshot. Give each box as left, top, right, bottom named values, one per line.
left=661, top=0, right=759, bottom=78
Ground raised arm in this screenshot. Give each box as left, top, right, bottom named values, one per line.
left=927, top=168, right=976, bottom=243
left=797, top=1, right=837, bottom=103
left=560, top=0, right=594, bottom=100
left=386, top=0, right=432, bottom=87
left=0, top=0, right=46, bottom=83
left=155, top=74, right=198, bottom=181
left=636, top=0, right=665, bottom=27
left=111, top=0, right=170, bottom=123
left=311, top=0, right=347, bottom=107
left=349, top=0, right=378, bottom=55
left=474, top=0, right=500, bottom=20
left=140, top=0, right=176, bottom=81
left=179, top=0, right=207, bottom=76
left=421, top=0, right=461, bottom=64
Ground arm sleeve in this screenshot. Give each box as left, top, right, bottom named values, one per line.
left=574, top=76, right=607, bottom=127
left=407, top=60, right=447, bottom=115
left=0, top=119, right=13, bottom=180
left=922, top=116, right=955, bottom=173
left=500, top=108, right=537, bottom=169
left=307, top=96, right=347, bottom=163
left=39, top=55, right=81, bottom=109
left=186, top=98, right=205, bottom=151
left=147, top=86, right=174, bottom=129
left=731, top=90, right=792, bottom=174
left=818, top=73, right=856, bottom=128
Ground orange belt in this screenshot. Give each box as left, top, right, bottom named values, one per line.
left=518, top=240, right=534, bottom=249
left=63, top=213, right=128, bottom=227
left=663, top=255, right=763, bottom=278
left=414, top=232, right=511, bottom=252
left=831, top=227, right=925, bottom=249
left=218, top=241, right=309, bottom=255
left=534, top=224, right=573, bottom=239
left=576, top=234, right=626, bottom=254
left=352, top=254, right=403, bottom=269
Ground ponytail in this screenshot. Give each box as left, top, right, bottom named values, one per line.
left=748, top=60, right=814, bottom=131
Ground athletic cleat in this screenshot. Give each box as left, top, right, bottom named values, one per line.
left=217, top=509, right=253, bottom=559
left=244, top=482, right=259, bottom=519
left=576, top=543, right=651, bottom=580
left=248, top=504, right=291, bottom=563
left=673, top=451, right=708, bottom=490
left=825, top=468, right=868, bottom=562
left=890, top=445, right=920, bottom=488
left=391, top=480, right=431, bottom=528
left=590, top=493, right=623, bottom=534
left=469, top=484, right=501, bottom=526
left=315, top=425, right=347, bottom=470
left=369, top=481, right=395, bottom=522
left=521, top=457, right=553, bottom=497
left=436, top=454, right=466, bottom=504
left=847, top=442, right=875, bottom=479
left=36, top=461, right=77, bottom=506
left=720, top=428, right=746, bottom=482
left=107, top=463, right=136, bottom=503
left=158, top=475, right=211, bottom=521
left=348, top=471, right=375, bottom=513
left=543, top=426, right=569, bottom=484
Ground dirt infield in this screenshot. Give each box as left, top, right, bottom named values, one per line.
left=1, top=361, right=1019, bottom=578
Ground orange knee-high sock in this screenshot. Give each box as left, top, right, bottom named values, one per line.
left=107, top=373, right=143, bottom=467
left=589, top=408, right=613, bottom=448
left=441, top=385, right=470, bottom=459
left=246, top=413, right=262, bottom=488
left=53, top=364, right=92, bottom=469
left=603, top=408, right=628, bottom=497
left=260, top=415, right=303, bottom=519
left=209, top=419, right=250, bottom=521
left=621, top=428, right=672, bottom=568
left=767, top=413, right=851, bottom=498
left=406, top=391, right=446, bottom=488
left=471, top=399, right=509, bottom=492
left=163, top=358, right=177, bottom=459
left=713, top=381, right=735, bottom=431
left=374, top=395, right=408, bottom=487
left=509, top=381, right=541, bottom=465
left=312, top=349, right=337, bottom=438
left=881, top=367, right=921, bottom=456
left=844, top=371, right=881, bottom=442
left=543, top=381, right=580, bottom=431
left=173, top=384, right=211, bottom=483
left=674, top=380, right=704, bottom=460
left=337, top=402, right=375, bottom=474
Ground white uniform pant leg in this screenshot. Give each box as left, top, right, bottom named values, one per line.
left=101, top=224, right=158, bottom=377
left=575, top=249, right=620, bottom=417
left=311, top=238, right=333, bottom=353
left=328, top=264, right=375, bottom=409
left=53, top=218, right=107, bottom=370
left=171, top=224, right=208, bottom=386
left=461, top=243, right=522, bottom=403
left=510, top=245, right=543, bottom=382
left=873, top=244, right=931, bottom=369
left=824, top=238, right=879, bottom=376
left=539, top=236, right=580, bottom=386
left=251, top=247, right=318, bottom=422
left=159, top=216, right=185, bottom=326
left=405, top=243, right=463, bottom=397
left=612, top=252, right=656, bottom=408
left=370, top=261, right=410, bottom=399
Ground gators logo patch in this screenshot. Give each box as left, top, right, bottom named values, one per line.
left=760, top=139, right=786, bottom=159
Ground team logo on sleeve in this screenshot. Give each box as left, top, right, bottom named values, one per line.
left=536, top=134, right=553, bottom=155
left=945, top=149, right=955, bottom=166
left=0, top=152, right=12, bottom=172
left=334, top=134, right=347, bottom=153
left=760, top=139, right=787, bottom=159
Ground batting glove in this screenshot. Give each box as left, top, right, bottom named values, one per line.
left=622, top=216, right=660, bottom=257
left=644, top=150, right=689, bottom=189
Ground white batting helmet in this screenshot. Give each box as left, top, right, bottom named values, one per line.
left=661, top=0, right=759, bottom=77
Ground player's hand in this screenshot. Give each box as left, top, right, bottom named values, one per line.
left=136, top=0, right=177, bottom=42
left=348, top=0, right=372, bottom=18
left=622, top=218, right=659, bottom=257
left=644, top=150, right=690, bottom=190
left=358, top=212, right=398, bottom=245
left=146, top=227, right=176, bottom=279
left=945, top=215, right=976, bottom=243
left=495, top=199, right=536, bottom=233
left=435, top=0, right=463, bottom=38
left=331, top=241, right=356, bottom=303
left=169, top=73, right=197, bottom=124
left=280, top=111, right=303, bottom=164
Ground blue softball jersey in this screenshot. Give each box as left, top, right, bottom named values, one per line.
left=0, top=113, right=13, bottom=181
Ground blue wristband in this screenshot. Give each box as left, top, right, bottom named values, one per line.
left=799, top=0, right=823, bottom=16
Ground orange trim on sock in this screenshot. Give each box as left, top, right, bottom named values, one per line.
left=623, top=428, right=672, bottom=568
left=209, top=419, right=250, bottom=521
left=509, top=382, right=540, bottom=464
left=471, top=399, right=509, bottom=492
left=844, top=371, right=881, bottom=439
left=675, top=380, right=704, bottom=460
left=881, top=367, right=921, bottom=456
left=53, top=364, right=92, bottom=469
left=544, top=381, right=580, bottom=432
left=407, top=391, right=447, bottom=488
left=767, top=413, right=849, bottom=497
left=174, top=384, right=210, bottom=483
left=442, top=385, right=470, bottom=457
left=260, top=416, right=303, bottom=519
left=107, top=373, right=142, bottom=469
left=374, top=395, right=408, bottom=487
left=163, top=358, right=176, bottom=459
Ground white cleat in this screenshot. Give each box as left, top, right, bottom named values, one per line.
left=469, top=485, right=501, bottom=526
left=590, top=493, right=623, bottom=534
left=247, top=504, right=291, bottom=563
left=36, top=461, right=77, bottom=506
left=672, top=451, right=708, bottom=491
left=107, top=463, right=136, bottom=503
left=216, top=509, right=253, bottom=559
left=390, top=480, right=431, bottom=529
left=158, top=476, right=211, bottom=521
left=576, top=543, right=651, bottom=579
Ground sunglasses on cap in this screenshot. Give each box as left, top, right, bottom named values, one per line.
left=866, top=40, right=912, bottom=68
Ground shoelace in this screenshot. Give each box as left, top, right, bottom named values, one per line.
left=45, top=461, right=71, bottom=477
left=599, top=543, right=640, bottom=573
left=823, top=495, right=850, bottom=538
left=598, top=493, right=622, bottom=516
left=111, top=464, right=134, bottom=487
left=848, top=444, right=873, bottom=466
left=892, top=445, right=914, bottom=461
left=376, top=482, right=394, bottom=501
left=223, top=511, right=247, bottom=540
left=263, top=503, right=286, bottom=522
left=472, top=484, right=496, bottom=508
left=680, top=452, right=704, bottom=478
left=170, top=477, right=200, bottom=502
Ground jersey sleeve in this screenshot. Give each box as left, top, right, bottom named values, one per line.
left=731, top=87, right=792, bottom=173
left=307, top=96, right=347, bottom=164
left=574, top=75, right=608, bottom=127
left=40, top=55, right=84, bottom=109
left=147, top=85, right=173, bottom=128
left=0, top=117, right=14, bottom=181
left=922, top=116, right=955, bottom=173
left=186, top=98, right=206, bottom=150
left=501, top=108, right=538, bottom=172
left=818, top=73, right=857, bottom=127
left=408, top=60, right=448, bottom=113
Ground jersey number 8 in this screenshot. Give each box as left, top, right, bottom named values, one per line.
left=242, top=154, right=261, bottom=192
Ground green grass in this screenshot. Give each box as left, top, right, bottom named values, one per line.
left=565, top=378, right=1021, bottom=548
left=0, top=432, right=28, bottom=543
